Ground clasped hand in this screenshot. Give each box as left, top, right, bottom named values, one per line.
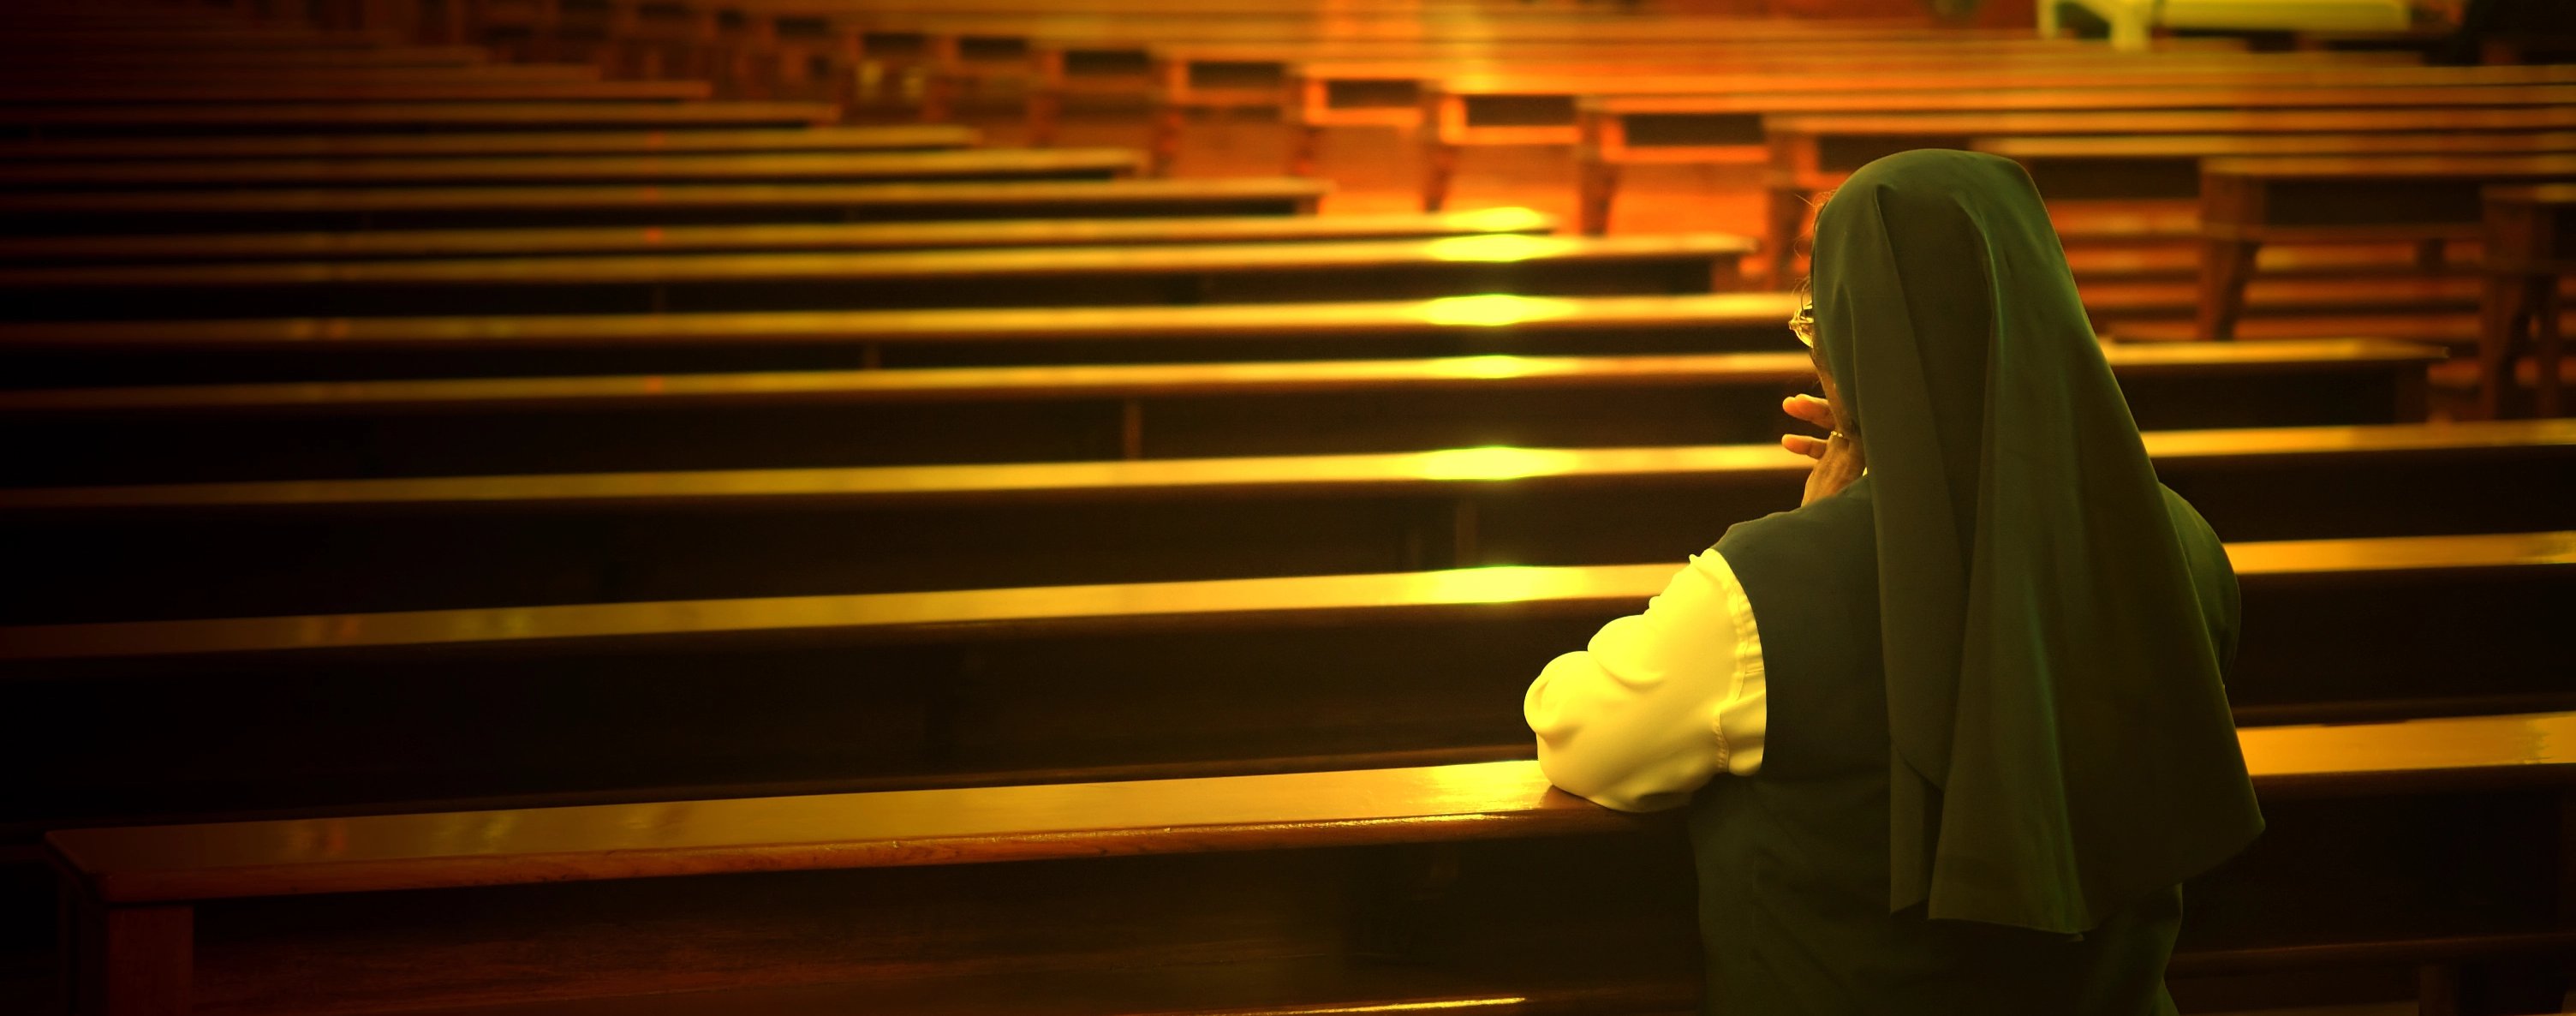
left=1780, top=394, right=1864, bottom=506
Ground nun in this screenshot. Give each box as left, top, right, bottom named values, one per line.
left=1524, top=149, right=2263, bottom=1014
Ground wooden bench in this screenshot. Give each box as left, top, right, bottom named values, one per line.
left=0, top=147, right=1147, bottom=191
left=0, top=290, right=1770, bottom=386
left=0, top=44, right=494, bottom=68
left=0, top=124, right=978, bottom=164
left=0, top=208, right=1556, bottom=266
left=0, top=100, right=842, bottom=140
left=1721, top=106, right=2576, bottom=281
left=1425, top=79, right=2576, bottom=214
left=2196, top=155, right=2576, bottom=341
left=2478, top=184, right=2574, bottom=417
left=1, top=531, right=2567, bottom=831
left=1267, top=47, right=2413, bottom=178
left=3, top=419, right=2561, bottom=623
left=1154, top=42, right=2365, bottom=172
left=0, top=234, right=1750, bottom=320
left=0, top=341, right=2441, bottom=484
left=0, top=176, right=1329, bottom=235
left=0, top=78, right=719, bottom=104
left=45, top=711, right=2576, bottom=1016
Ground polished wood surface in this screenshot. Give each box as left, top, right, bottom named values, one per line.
left=0, top=290, right=1777, bottom=352
left=3, top=530, right=2564, bottom=662
left=0, top=125, right=978, bottom=162
left=0, top=177, right=1330, bottom=224
left=0, top=148, right=1146, bottom=189
left=0, top=210, right=1553, bottom=265
left=1980, top=132, right=2576, bottom=160
left=0, top=80, right=716, bottom=103
left=0, top=340, right=2438, bottom=414
left=48, top=710, right=2576, bottom=905
left=0, top=234, right=1750, bottom=291
left=0, top=100, right=841, bottom=131
left=2205, top=152, right=2576, bottom=182
left=11, top=418, right=2556, bottom=514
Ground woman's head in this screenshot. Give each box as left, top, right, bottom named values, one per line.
left=1795, top=151, right=2260, bottom=935
left=1803, top=150, right=2092, bottom=463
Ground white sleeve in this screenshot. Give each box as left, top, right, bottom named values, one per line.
left=1523, top=549, right=1768, bottom=813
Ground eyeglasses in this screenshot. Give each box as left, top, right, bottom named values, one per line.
left=1788, top=302, right=1816, bottom=347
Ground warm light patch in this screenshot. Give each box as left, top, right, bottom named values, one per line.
left=1415, top=445, right=1577, bottom=481
left=1423, top=565, right=1565, bottom=605
left=1421, top=233, right=1565, bottom=263
left=1411, top=293, right=1578, bottom=328
left=1429, top=355, right=1544, bottom=380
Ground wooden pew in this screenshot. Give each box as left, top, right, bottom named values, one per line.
left=1146, top=44, right=2388, bottom=170
left=0, top=45, right=495, bottom=69
left=1724, top=106, right=2576, bottom=281
left=0, top=290, right=1780, bottom=387
left=45, top=713, right=2576, bottom=1016
left=1423, top=80, right=2576, bottom=214
left=0, top=341, right=2441, bottom=484
left=0, top=100, right=841, bottom=140
left=0, top=63, right=608, bottom=86
left=0, top=78, right=719, bottom=104
left=2196, top=155, right=2576, bottom=341
left=2479, top=184, right=2573, bottom=417
left=0, top=124, right=980, bottom=163
left=2, top=531, right=2567, bottom=828
left=3, top=420, right=2561, bottom=623
left=0, top=176, right=1329, bottom=235
left=0, top=209, right=1557, bottom=266
left=0, top=147, right=1147, bottom=190
left=0, top=234, right=1751, bottom=320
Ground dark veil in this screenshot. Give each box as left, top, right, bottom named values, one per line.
left=1808, top=149, right=2263, bottom=934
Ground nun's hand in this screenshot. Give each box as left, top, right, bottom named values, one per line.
left=1781, top=395, right=1864, bottom=505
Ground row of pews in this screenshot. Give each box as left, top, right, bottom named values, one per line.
left=3, top=3, right=2573, bottom=1015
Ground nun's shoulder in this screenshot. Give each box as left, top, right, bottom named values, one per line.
left=1712, top=478, right=1876, bottom=570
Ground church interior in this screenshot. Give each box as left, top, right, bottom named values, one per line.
left=1, top=0, right=2574, bottom=1013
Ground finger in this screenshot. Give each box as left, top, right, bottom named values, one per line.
left=1781, top=394, right=1837, bottom=430
left=1781, top=433, right=1828, bottom=459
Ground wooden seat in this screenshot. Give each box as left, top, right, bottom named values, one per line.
left=2477, top=184, right=2575, bottom=416
left=0, top=125, right=978, bottom=163
left=0, top=148, right=1146, bottom=191
left=0, top=79, right=718, bottom=104
left=0, top=234, right=1750, bottom=320
left=0, top=291, right=1767, bottom=387
left=1, top=532, right=2563, bottom=826
left=1175, top=43, right=2390, bottom=171
left=0, top=100, right=841, bottom=139
left=0, top=341, right=2442, bottom=485
left=1, top=420, right=2561, bottom=623
left=2196, top=155, right=2576, bottom=341
left=1422, top=79, right=2576, bottom=214
left=45, top=712, right=2576, bottom=1016
left=0, top=177, right=1329, bottom=235
left=0, top=209, right=1556, bottom=266
left=1613, top=105, right=2576, bottom=274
